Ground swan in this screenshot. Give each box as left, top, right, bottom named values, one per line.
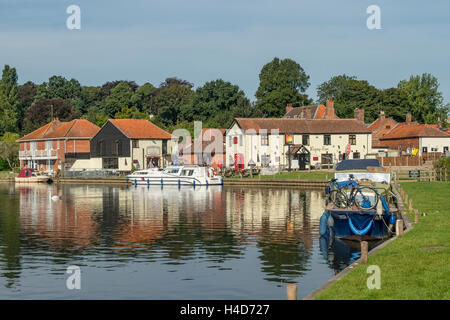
left=48, top=191, right=61, bottom=201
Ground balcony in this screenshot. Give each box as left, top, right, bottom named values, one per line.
left=19, top=149, right=58, bottom=160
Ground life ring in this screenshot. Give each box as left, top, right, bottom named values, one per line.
left=212, top=169, right=218, bottom=176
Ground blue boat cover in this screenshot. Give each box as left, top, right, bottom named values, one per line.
left=335, top=159, right=381, bottom=171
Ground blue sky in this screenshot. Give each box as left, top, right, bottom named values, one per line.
left=1, top=0, right=449, bottom=103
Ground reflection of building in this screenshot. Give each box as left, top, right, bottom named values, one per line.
left=90, top=119, right=176, bottom=170
left=17, top=118, right=100, bottom=173
left=226, top=98, right=372, bottom=169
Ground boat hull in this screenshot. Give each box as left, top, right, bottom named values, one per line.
left=15, top=176, right=51, bottom=183
left=127, top=176, right=223, bottom=186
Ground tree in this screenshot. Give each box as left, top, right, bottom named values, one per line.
left=104, top=82, right=134, bottom=117
left=23, top=98, right=80, bottom=133
left=100, top=80, right=138, bottom=99
left=398, top=73, right=445, bottom=124
left=150, top=78, right=194, bottom=126
left=0, top=132, right=20, bottom=170
left=316, top=74, right=356, bottom=104
left=184, top=79, right=252, bottom=127
left=0, top=65, right=19, bottom=134
left=131, top=82, right=156, bottom=113
left=17, top=81, right=38, bottom=133
left=255, top=58, right=312, bottom=117
left=114, top=106, right=149, bottom=120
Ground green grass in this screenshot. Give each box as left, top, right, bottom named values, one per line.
left=315, top=182, right=450, bottom=300
left=226, top=170, right=331, bottom=180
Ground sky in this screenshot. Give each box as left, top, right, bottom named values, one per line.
left=1, top=0, right=449, bottom=104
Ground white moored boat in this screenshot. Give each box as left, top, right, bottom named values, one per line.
left=127, top=165, right=223, bottom=186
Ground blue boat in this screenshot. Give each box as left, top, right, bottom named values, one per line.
left=320, top=159, right=398, bottom=240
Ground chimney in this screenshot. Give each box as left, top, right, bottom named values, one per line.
left=325, top=97, right=335, bottom=119
left=354, top=108, right=364, bottom=123
left=437, top=117, right=442, bottom=128
left=406, top=113, right=412, bottom=125
left=286, top=103, right=293, bottom=115
left=380, top=110, right=385, bottom=122
left=305, top=108, right=312, bottom=120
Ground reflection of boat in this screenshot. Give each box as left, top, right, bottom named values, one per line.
left=319, top=159, right=398, bottom=240
left=127, top=165, right=223, bottom=186
left=15, top=168, right=53, bottom=183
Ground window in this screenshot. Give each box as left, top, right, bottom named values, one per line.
left=132, top=140, right=139, bottom=148
left=444, top=146, right=449, bottom=153
left=112, top=140, right=119, bottom=155
left=103, top=158, right=118, bottom=169
left=45, top=141, right=52, bottom=150
left=261, top=134, right=269, bottom=146
left=233, top=137, right=238, bottom=145
left=162, top=140, right=167, bottom=155
left=422, top=147, right=428, bottom=153
left=98, top=140, right=105, bottom=156
left=349, top=135, right=356, bottom=145
left=324, top=135, right=331, bottom=145
left=353, top=152, right=360, bottom=159
left=302, top=135, right=309, bottom=146
left=386, top=125, right=391, bottom=129
left=431, top=147, right=438, bottom=152
left=239, top=135, right=243, bottom=146
left=321, top=153, right=333, bottom=164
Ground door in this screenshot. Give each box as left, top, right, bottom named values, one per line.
left=298, top=153, right=309, bottom=170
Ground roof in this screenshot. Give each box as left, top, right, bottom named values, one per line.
left=284, top=104, right=337, bottom=120
left=18, top=119, right=100, bottom=141
left=232, top=118, right=371, bottom=134
left=335, top=159, right=381, bottom=171
left=380, top=123, right=450, bottom=140
left=108, top=119, right=172, bottom=140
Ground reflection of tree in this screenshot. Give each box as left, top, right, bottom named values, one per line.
left=0, top=185, right=21, bottom=289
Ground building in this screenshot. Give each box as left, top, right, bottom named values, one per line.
left=89, top=119, right=175, bottom=171
left=226, top=103, right=372, bottom=170
left=379, top=113, right=450, bottom=156
left=178, top=128, right=226, bottom=168
left=18, top=118, right=100, bottom=173
left=367, top=110, right=399, bottom=155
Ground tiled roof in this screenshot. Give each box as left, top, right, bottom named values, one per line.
left=284, top=105, right=336, bottom=120
left=380, top=123, right=450, bottom=140
left=109, top=119, right=172, bottom=139
left=18, top=119, right=100, bottom=141
left=233, top=118, right=371, bottom=134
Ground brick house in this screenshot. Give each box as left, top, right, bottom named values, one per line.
left=178, top=128, right=226, bottom=168
left=379, top=113, right=450, bottom=156
left=18, top=118, right=100, bottom=173
left=367, top=110, right=399, bottom=154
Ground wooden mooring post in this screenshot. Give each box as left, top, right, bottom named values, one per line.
left=287, top=284, right=297, bottom=300
left=396, top=219, right=404, bottom=237
left=360, top=241, right=369, bottom=264
left=409, top=199, right=413, bottom=212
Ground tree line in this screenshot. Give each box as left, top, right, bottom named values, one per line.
left=0, top=58, right=448, bottom=169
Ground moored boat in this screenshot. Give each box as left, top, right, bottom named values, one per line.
left=15, top=168, right=53, bottom=183
left=127, top=165, right=223, bottom=186
left=320, top=159, right=399, bottom=241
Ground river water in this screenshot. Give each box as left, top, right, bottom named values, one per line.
left=0, top=183, right=362, bottom=299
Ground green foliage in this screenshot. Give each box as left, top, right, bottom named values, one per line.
left=184, top=79, right=252, bottom=128
left=0, top=132, right=19, bottom=170
left=114, top=106, right=149, bottom=120
left=104, top=82, right=134, bottom=117
left=0, top=65, right=19, bottom=134
left=398, top=73, right=445, bottom=124
left=255, top=57, right=312, bottom=117
left=433, top=157, right=450, bottom=171
left=131, top=82, right=156, bottom=113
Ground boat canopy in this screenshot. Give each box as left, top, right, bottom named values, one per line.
left=335, top=159, right=381, bottom=171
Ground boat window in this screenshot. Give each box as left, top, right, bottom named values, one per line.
left=181, top=169, right=194, bottom=176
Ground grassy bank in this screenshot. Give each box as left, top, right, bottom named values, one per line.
left=0, top=171, right=15, bottom=180
left=227, top=170, right=331, bottom=180
left=315, top=182, right=450, bottom=300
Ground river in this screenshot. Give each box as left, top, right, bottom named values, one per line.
left=0, top=183, right=362, bottom=299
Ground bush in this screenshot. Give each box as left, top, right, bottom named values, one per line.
left=434, top=157, right=450, bottom=171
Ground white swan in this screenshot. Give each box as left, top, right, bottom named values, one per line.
left=48, top=191, right=61, bottom=201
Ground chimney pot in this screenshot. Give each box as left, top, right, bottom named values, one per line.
left=286, top=103, right=293, bottom=115
left=380, top=110, right=385, bottom=121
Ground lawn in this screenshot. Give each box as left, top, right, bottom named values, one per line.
left=226, top=170, right=331, bottom=181
left=314, top=182, right=450, bottom=300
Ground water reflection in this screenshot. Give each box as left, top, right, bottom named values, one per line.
left=0, top=183, right=363, bottom=299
